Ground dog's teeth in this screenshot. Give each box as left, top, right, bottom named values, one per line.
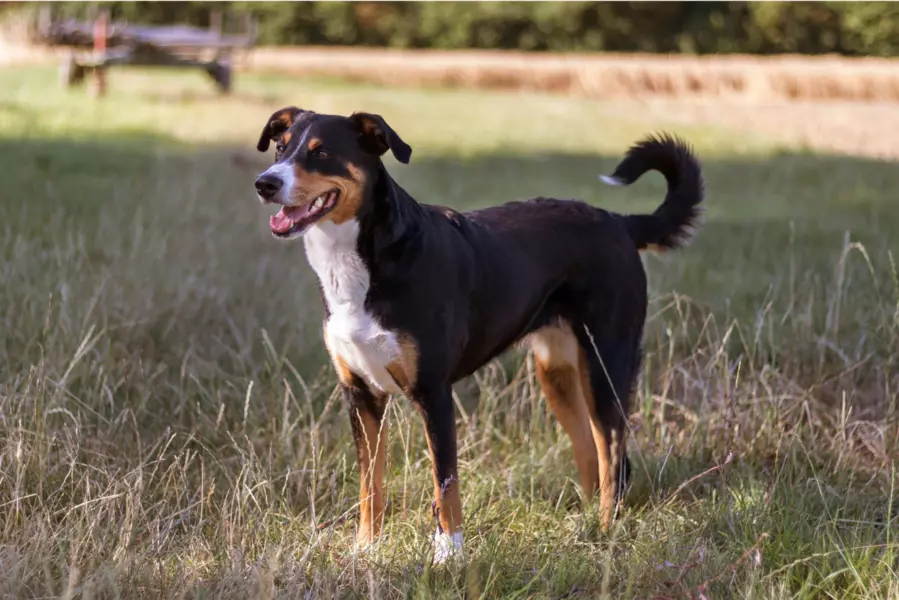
left=313, top=196, right=324, bottom=210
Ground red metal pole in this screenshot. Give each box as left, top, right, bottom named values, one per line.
left=93, top=10, right=108, bottom=97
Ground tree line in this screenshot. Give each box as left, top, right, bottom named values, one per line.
left=18, top=1, right=899, bottom=57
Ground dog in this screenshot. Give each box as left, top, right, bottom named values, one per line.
left=253, top=106, right=704, bottom=562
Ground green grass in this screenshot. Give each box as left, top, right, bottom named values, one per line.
left=1, top=65, right=898, bottom=599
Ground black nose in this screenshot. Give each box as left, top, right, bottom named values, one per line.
left=255, top=174, right=283, bottom=201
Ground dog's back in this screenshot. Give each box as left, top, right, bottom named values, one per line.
left=412, top=135, right=704, bottom=383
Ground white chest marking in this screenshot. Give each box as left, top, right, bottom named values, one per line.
left=304, top=220, right=402, bottom=394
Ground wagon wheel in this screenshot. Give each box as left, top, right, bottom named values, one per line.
left=206, top=59, right=232, bottom=95
left=59, top=54, right=86, bottom=88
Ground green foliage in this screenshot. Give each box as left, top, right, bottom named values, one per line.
left=10, top=1, right=899, bottom=56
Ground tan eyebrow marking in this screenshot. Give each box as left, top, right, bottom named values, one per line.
left=307, top=137, right=323, bottom=151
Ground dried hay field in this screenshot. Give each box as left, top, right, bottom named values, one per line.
left=0, top=58, right=898, bottom=599
left=250, top=47, right=899, bottom=104
left=246, top=47, right=899, bottom=159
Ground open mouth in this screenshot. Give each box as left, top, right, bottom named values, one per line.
left=269, top=190, right=339, bottom=237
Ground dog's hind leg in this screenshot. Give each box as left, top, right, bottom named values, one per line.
left=530, top=321, right=599, bottom=499
left=576, top=329, right=638, bottom=531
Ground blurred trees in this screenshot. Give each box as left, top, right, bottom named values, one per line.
left=19, top=1, right=899, bottom=57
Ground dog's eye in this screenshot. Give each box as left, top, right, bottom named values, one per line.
left=312, top=147, right=329, bottom=159
left=275, top=142, right=286, bottom=154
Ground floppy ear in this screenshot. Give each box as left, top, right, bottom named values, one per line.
left=351, top=112, right=412, bottom=164
left=256, top=106, right=303, bottom=152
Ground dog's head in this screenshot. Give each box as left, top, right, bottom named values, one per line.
left=254, top=107, right=412, bottom=239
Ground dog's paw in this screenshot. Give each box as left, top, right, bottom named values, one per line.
left=351, top=536, right=381, bottom=559
left=431, top=529, right=464, bottom=565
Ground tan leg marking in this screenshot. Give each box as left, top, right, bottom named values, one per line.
left=325, top=326, right=389, bottom=545
left=435, top=477, right=463, bottom=537
left=422, top=427, right=462, bottom=536
left=334, top=356, right=355, bottom=388
left=354, top=406, right=388, bottom=547
left=385, top=335, right=419, bottom=395
left=530, top=323, right=599, bottom=498
left=578, top=347, right=622, bottom=531
left=324, top=331, right=355, bottom=387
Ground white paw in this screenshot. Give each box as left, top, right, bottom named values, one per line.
left=432, top=529, right=464, bottom=564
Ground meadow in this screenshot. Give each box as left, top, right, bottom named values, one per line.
left=0, top=65, right=898, bottom=599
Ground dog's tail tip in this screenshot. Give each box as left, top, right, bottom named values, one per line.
left=607, top=132, right=705, bottom=252
left=598, top=174, right=627, bottom=187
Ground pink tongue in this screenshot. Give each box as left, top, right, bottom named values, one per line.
left=270, top=208, right=295, bottom=233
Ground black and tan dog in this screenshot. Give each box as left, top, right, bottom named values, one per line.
left=253, top=106, right=704, bottom=561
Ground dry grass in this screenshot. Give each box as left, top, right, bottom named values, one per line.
left=246, top=46, right=899, bottom=104
left=0, top=66, right=898, bottom=598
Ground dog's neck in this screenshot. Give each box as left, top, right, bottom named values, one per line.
left=362, top=163, right=424, bottom=247
left=303, top=162, right=423, bottom=298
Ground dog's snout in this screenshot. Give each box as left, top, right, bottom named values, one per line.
left=255, top=174, right=283, bottom=202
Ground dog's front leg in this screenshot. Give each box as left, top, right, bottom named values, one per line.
left=342, top=382, right=388, bottom=549
left=414, top=386, right=463, bottom=563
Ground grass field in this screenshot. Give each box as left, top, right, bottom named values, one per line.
left=1, top=66, right=898, bottom=599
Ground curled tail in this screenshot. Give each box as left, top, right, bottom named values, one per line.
left=601, top=134, right=704, bottom=251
